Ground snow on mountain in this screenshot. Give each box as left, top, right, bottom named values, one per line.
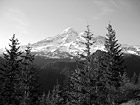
left=24, top=27, right=140, bottom=58
left=26, top=28, right=80, bottom=58
left=24, top=28, right=104, bottom=58
left=0, top=27, right=136, bottom=58
left=121, top=44, right=140, bottom=55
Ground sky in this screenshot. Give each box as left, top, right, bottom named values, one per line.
left=0, top=0, right=140, bottom=48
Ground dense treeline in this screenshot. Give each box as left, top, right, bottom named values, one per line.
left=0, top=35, right=40, bottom=105
left=0, top=24, right=140, bottom=105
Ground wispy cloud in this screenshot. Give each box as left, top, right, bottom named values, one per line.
left=92, top=0, right=120, bottom=20
left=110, top=0, right=120, bottom=8
left=4, top=8, right=29, bottom=34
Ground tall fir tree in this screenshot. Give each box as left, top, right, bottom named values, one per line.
left=46, top=83, right=63, bottom=105
left=81, top=25, right=94, bottom=59
left=21, top=44, right=40, bottom=105
left=63, top=24, right=131, bottom=105
left=61, top=68, right=74, bottom=104
left=39, top=83, right=63, bottom=105
left=39, top=92, right=47, bottom=105
left=0, top=34, right=23, bottom=105
left=62, top=25, right=100, bottom=105
left=104, top=24, right=130, bottom=104
left=105, top=24, right=125, bottom=87
left=89, top=50, right=112, bottom=105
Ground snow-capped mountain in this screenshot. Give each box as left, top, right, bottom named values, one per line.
left=121, top=44, right=140, bottom=55
left=19, top=27, right=139, bottom=58
left=1, top=27, right=140, bottom=58
left=26, top=27, right=107, bottom=58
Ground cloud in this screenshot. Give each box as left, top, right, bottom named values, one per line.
left=94, top=0, right=114, bottom=14
left=4, top=8, right=29, bottom=34
left=92, top=0, right=120, bottom=20
left=110, top=0, right=120, bottom=8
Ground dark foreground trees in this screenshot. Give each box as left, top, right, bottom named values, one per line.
left=61, top=24, right=138, bottom=105
left=20, top=44, right=40, bottom=105
left=0, top=35, right=40, bottom=105
left=104, top=24, right=127, bottom=104
left=61, top=25, right=98, bottom=105
left=0, top=24, right=140, bottom=105
left=0, top=35, right=23, bottom=105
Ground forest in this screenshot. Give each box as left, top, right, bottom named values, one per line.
left=0, top=24, right=140, bottom=105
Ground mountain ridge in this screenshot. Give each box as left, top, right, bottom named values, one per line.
left=1, top=27, right=140, bottom=58
left=29, top=27, right=140, bottom=58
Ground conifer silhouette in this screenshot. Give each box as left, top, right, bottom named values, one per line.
left=0, top=34, right=23, bottom=105
left=21, top=44, right=40, bottom=105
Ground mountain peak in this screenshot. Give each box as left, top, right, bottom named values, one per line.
left=18, top=27, right=140, bottom=58
left=62, top=27, right=77, bottom=34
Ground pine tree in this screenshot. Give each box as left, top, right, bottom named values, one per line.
left=78, top=26, right=111, bottom=105
left=61, top=68, right=74, bottom=104
left=62, top=25, right=99, bottom=105
left=89, top=50, right=112, bottom=105
left=104, top=24, right=129, bottom=104
left=39, top=92, right=47, bottom=105
left=21, top=44, right=40, bottom=105
left=81, top=25, right=94, bottom=59
left=0, top=34, right=23, bottom=105
left=45, top=83, right=63, bottom=105
left=105, top=24, right=125, bottom=87
left=77, top=25, right=95, bottom=105
left=131, top=72, right=138, bottom=84
left=64, top=24, right=131, bottom=105
left=20, top=92, right=30, bottom=105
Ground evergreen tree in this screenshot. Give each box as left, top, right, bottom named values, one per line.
left=61, top=68, right=74, bottom=104
left=89, top=50, right=111, bottom=105
left=21, top=44, right=40, bottom=105
left=62, top=25, right=99, bottom=105
left=39, top=92, right=47, bottom=105
left=43, top=83, right=63, bottom=105
left=63, top=24, right=132, bottom=105
left=20, top=92, right=30, bottom=105
left=105, top=24, right=125, bottom=88
left=76, top=25, right=95, bottom=105
left=104, top=24, right=129, bottom=104
left=50, top=84, right=63, bottom=105
left=81, top=25, right=94, bottom=59
left=131, top=72, right=138, bottom=84
left=0, top=34, right=23, bottom=105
